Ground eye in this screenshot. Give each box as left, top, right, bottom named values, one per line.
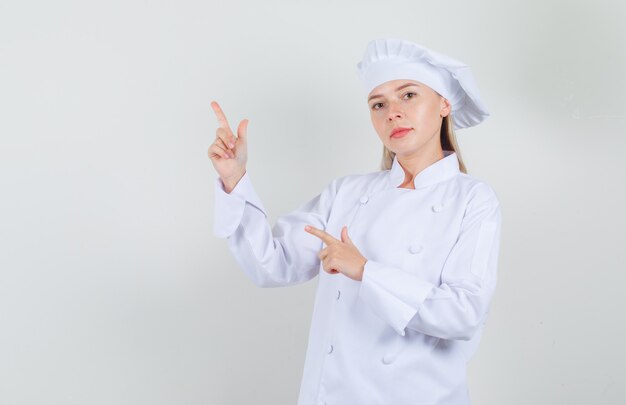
left=371, top=102, right=383, bottom=110
left=404, top=92, right=416, bottom=99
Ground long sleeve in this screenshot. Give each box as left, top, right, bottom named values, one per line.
left=213, top=171, right=340, bottom=288
left=358, top=186, right=502, bottom=340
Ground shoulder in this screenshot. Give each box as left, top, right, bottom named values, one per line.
left=454, top=173, right=501, bottom=213
left=325, top=168, right=386, bottom=192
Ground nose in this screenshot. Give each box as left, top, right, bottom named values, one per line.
left=387, top=100, right=404, bottom=121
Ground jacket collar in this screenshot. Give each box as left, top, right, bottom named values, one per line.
left=388, top=150, right=460, bottom=189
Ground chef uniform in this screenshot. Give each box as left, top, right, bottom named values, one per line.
left=213, top=38, right=501, bottom=405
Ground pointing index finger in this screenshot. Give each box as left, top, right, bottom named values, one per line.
left=305, top=225, right=338, bottom=245
left=210, top=100, right=231, bottom=130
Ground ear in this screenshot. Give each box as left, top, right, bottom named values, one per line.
left=440, top=97, right=452, bottom=117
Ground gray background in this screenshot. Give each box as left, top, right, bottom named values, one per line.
left=1, top=0, right=625, bottom=404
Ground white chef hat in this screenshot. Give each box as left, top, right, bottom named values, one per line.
left=356, top=38, right=490, bottom=130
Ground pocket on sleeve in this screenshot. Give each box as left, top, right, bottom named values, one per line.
left=469, top=219, right=498, bottom=280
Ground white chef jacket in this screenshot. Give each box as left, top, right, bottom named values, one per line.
left=213, top=149, right=502, bottom=405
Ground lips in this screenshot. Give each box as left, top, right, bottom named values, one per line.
left=390, top=127, right=412, bottom=138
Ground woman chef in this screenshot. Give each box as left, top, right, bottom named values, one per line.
left=209, top=38, right=502, bottom=405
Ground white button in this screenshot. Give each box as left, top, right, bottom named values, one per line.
left=336, top=289, right=341, bottom=300
left=359, top=195, right=369, bottom=204
left=409, top=244, right=423, bottom=254
left=432, top=203, right=444, bottom=212
left=328, top=344, right=334, bottom=354
left=382, top=354, right=395, bottom=364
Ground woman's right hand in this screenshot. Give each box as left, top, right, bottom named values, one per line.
left=209, top=100, right=248, bottom=192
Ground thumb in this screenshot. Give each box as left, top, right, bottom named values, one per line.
left=237, top=119, right=249, bottom=144
left=341, top=226, right=352, bottom=245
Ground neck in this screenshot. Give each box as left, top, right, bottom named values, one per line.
left=395, top=147, right=445, bottom=187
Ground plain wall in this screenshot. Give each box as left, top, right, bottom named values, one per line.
left=1, top=0, right=625, bottom=403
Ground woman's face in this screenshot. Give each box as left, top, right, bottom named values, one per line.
left=368, top=79, right=451, bottom=158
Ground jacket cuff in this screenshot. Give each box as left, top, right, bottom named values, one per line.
left=358, top=259, right=436, bottom=336
left=213, top=172, right=268, bottom=238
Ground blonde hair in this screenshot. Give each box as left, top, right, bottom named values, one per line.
left=380, top=114, right=467, bottom=173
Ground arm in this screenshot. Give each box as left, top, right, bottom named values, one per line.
left=357, top=186, right=502, bottom=340
left=213, top=171, right=340, bottom=287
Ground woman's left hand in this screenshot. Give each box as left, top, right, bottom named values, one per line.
left=304, top=225, right=368, bottom=281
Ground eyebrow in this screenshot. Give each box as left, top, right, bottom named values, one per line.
left=368, top=83, right=420, bottom=102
